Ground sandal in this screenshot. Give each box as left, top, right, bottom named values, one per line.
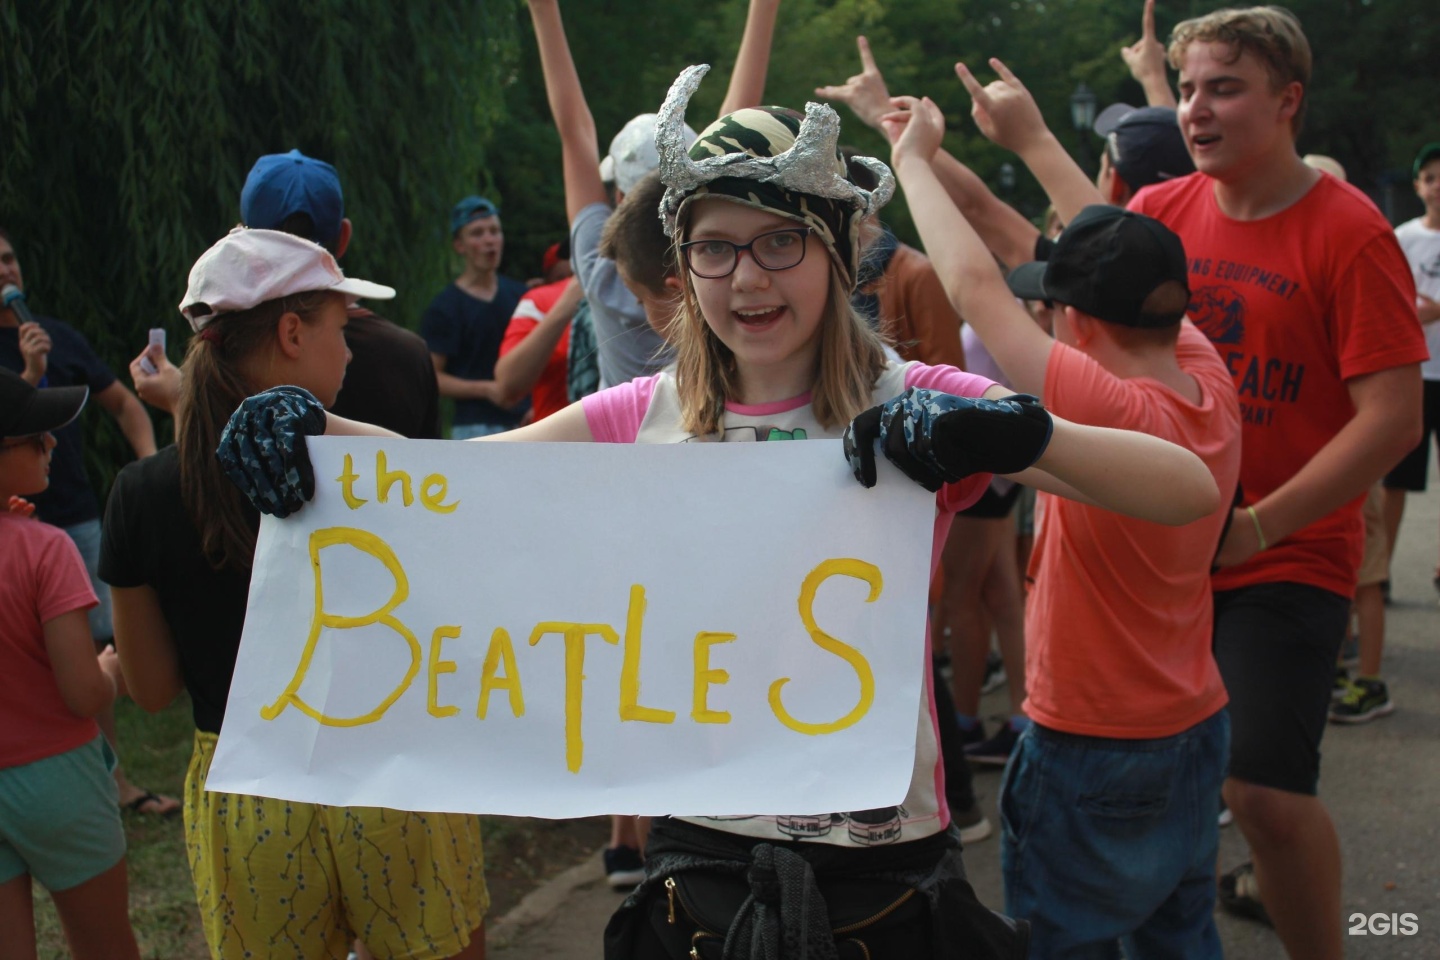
left=123, top=790, right=181, bottom=818
left=1218, top=861, right=1271, bottom=927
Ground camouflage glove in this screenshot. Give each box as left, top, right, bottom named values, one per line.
left=216, top=385, right=327, bottom=518
left=843, top=387, right=1053, bottom=492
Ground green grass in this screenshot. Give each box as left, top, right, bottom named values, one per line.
left=29, top=696, right=607, bottom=957
left=35, top=695, right=205, bottom=959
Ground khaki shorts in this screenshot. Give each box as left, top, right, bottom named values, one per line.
left=1356, top=483, right=1389, bottom=587
left=185, top=731, right=488, bottom=960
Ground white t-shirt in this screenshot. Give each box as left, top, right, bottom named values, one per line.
left=1395, top=217, right=1440, bottom=381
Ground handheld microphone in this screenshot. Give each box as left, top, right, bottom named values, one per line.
left=1, top=284, right=36, bottom=326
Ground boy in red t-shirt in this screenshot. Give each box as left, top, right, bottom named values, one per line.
left=1125, top=9, right=1428, bottom=957
left=0, top=368, right=139, bottom=959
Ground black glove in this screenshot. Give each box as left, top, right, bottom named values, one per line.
left=216, top=385, right=327, bottom=518
left=842, top=387, right=1053, bottom=492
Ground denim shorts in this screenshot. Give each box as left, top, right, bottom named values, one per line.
left=0, top=735, right=125, bottom=891
left=450, top=421, right=511, bottom=440
left=1000, top=710, right=1228, bottom=960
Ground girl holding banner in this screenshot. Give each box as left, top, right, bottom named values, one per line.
left=98, top=230, right=489, bottom=960
left=216, top=70, right=1219, bottom=960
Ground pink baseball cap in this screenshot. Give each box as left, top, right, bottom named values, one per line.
left=180, top=227, right=394, bottom=331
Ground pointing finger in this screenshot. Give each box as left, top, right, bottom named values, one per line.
left=1142, top=0, right=1156, bottom=40
left=857, top=35, right=878, bottom=73
left=989, top=57, right=1023, bottom=88
left=954, top=62, right=987, bottom=104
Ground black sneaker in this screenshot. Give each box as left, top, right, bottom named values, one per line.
left=956, top=715, right=986, bottom=749
left=603, top=845, right=645, bottom=889
left=980, top=651, right=1007, bottom=694
left=964, top=722, right=1022, bottom=767
left=1333, top=666, right=1351, bottom=702
left=1330, top=677, right=1394, bottom=724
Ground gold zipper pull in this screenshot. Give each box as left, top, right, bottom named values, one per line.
left=666, top=877, right=678, bottom=924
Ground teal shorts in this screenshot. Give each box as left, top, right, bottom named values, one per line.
left=0, top=735, right=125, bottom=891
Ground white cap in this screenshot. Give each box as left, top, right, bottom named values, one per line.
left=179, top=227, right=395, bottom=331
left=604, top=113, right=697, bottom=194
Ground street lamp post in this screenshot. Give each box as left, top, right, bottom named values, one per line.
left=1070, top=82, right=1098, bottom=173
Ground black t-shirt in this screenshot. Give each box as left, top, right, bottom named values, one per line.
left=0, top=316, right=116, bottom=526
left=98, top=446, right=251, bottom=734
left=419, top=278, right=528, bottom=427
left=330, top=307, right=441, bottom=439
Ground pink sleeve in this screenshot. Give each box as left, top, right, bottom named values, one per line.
left=38, top=529, right=98, bottom=624
left=580, top=375, right=661, bottom=444
left=901, top=363, right=999, bottom=513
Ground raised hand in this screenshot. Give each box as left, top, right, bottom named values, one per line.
left=129, top=343, right=182, bottom=414
left=954, top=59, right=1051, bottom=156
left=843, top=387, right=1053, bottom=492
left=1121, top=0, right=1177, bottom=107
left=216, top=385, right=327, bottom=518
left=815, top=36, right=893, bottom=132
left=881, top=96, right=946, bottom=167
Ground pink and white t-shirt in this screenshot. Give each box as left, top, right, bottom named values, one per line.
left=583, top=360, right=997, bottom=847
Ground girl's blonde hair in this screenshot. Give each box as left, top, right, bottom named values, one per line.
left=671, top=254, right=888, bottom=437
left=176, top=292, right=332, bottom=570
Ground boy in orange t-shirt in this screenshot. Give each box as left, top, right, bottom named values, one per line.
left=889, top=84, right=1241, bottom=952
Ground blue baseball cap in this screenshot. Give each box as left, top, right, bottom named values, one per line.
left=241, top=150, right=345, bottom=250
left=450, top=195, right=499, bottom=236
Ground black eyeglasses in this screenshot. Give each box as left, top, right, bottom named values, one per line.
left=679, top=227, right=811, bottom=279
left=0, top=433, right=50, bottom=453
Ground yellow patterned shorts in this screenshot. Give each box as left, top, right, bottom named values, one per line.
left=184, top=731, right=488, bottom=960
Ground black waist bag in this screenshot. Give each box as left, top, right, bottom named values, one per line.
left=649, top=869, right=927, bottom=960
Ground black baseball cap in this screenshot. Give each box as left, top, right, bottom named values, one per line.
left=0, top=367, right=88, bottom=438
left=1094, top=104, right=1194, bottom=192
left=1414, top=143, right=1440, bottom=178
left=1006, top=205, right=1189, bottom=329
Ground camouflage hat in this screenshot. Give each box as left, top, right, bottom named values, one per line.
left=655, top=64, right=894, bottom=288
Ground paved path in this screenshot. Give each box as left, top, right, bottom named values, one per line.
left=489, top=479, right=1440, bottom=958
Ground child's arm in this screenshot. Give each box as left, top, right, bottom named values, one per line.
left=886, top=96, right=1053, bottom=396
left=718, top=0, right=781, bottom=116
left=955, top=59, right=1107, bottom=228
left=845, top=389, right=1218, bottom=526
left=493, top=280, right=583, bottom=408
left=43, top=610, right=117, bottom=718
left=989, top=391, right=1219, bottom=525
left=817, top=37, right=1038, bottom=268
left=111, top=585, right=184, bottom=713
left=528, top=0, right=607, bottom=220
left=1121, top=0, right=1178, bottom=109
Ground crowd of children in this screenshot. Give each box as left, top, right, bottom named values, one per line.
left=2, top=2, right=1434, bottom=959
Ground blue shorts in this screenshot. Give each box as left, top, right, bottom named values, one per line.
left=1000, top=710, right=1229, bottom=959
left=0, top=735, right=125, bottom=891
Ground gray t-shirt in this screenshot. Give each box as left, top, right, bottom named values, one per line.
left=570, top=202, right=675, bottom=387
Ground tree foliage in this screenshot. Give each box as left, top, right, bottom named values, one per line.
left=3, top=0, right=1432, bottom=494
left=1, top=0, right=516, bottom=488
left=492, top=0, right=1436, bottom=270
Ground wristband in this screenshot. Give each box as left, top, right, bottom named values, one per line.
left=1245, top=505, right=1268, bottom=552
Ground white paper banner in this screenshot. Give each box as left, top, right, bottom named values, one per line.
left=206, top=436, right=935, bottom=817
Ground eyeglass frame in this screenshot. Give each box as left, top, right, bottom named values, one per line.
left=0, top=432, right=52, bottom=453
left=678, top=226, right=812, bottom=280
